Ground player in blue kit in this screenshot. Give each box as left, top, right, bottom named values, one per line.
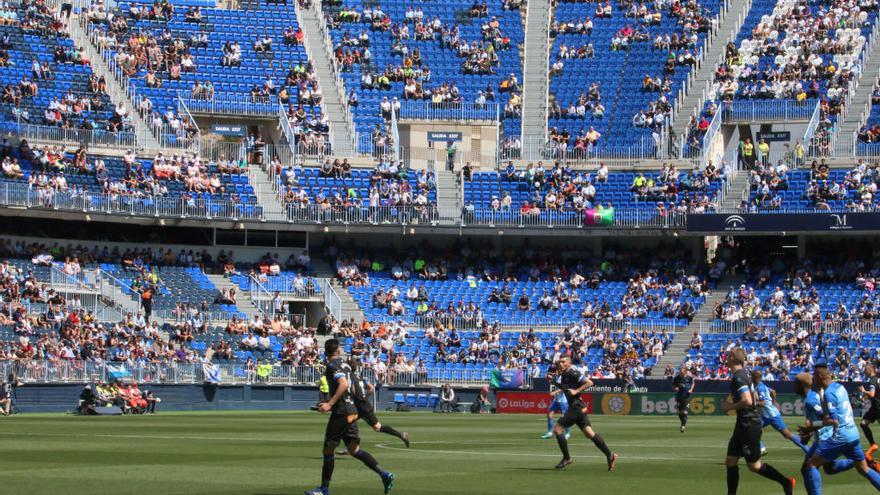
left=794, top=372, right=833, bottom=459
left=542, top=369, right=571, bottom=439
left=799, top=364, right=880, bottom=495
left=751, top=370, right=807, bottom=455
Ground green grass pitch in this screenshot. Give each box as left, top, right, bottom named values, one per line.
left=0, top=411, right=873, bottom=494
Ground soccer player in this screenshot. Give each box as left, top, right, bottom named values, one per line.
left=305, top=339, right=395, bottom=495
left=542, top=367, right=571, bottom=439
left=673, top=366, right=694, bottom=432
left=721, top=348, right=795, bottom=495
left=341, top=358, right=410, bottom=451
left=860, top=364, right=880, bottom=458
left=799, top=364, right=880, bottom=495
left=793, top=372, right=831, bottom=458
left=752, top=370, right=807, bottom=455
left=550, top=354, right=617, bottom=471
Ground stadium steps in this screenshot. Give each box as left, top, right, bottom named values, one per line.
left=669, top=0, right=755, bottom=142
left=247, top=163, right=287, bottom=221
left=298, top=3, right=355, bottom=156
left=520, top=0, right=551, bottom=154
left=436, top=169, right=462, bottom=225
left=95, top=271, right=170, bottom=328
left=719, top=167, right=749, bottom=209
left=650, top=275, right=744, bottom=375
left=67, top=13, right=162, bottom=152
left=834, top=38, right=880, bottom=155
left=206, top=273, right=263, bottom=321
left=331, top=280, right=366, bottom=323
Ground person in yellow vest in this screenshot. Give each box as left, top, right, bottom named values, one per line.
left=319, top=375, right=330, bottom=403
left=757, top=139, right=770, bottom=167
left=794, top=139, right=804, bottom=167
left=741, top=138, right=755, bottom=169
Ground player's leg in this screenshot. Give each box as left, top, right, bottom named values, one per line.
left=863, top=410, right=879, bottom=455
left=542, top=407, right=556, bottom=438
left=306, top=418, right=343, bottom=495
left=844, top=440, right=880, bottom=489
left=364, top=405, right=409, bottom=447
left=552, top=409, right=575, bottom=468
left=744, top=425, right=795, bottom=494
left=345, top=425, right=396, bottom=494
left=771, top=416, right=807, bottom=453
left=677, top=397, right=689, bottom=432
left=582, top=424, right=617, bottom=471
left=725, top=456, right=741, bottom=495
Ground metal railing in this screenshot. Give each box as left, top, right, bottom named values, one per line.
left=397, top=101, right=501, bottom=122
left=320, top=279, right=342, bottom=322
left=720, top=99, right=820, bottom=123
left=248, top=275, right=322, bottom=301
left=499, top=135, right=660, bottom=163
left=463, top=208, right=687, bottom=229
left=700, top=319, right=880, bottom=334
left=286, top=204, right=439, bottom=225
left=0, top=182, right=264, bottom=220
left=0, top=360, right=526, bottom=387
left=50, top=264, right=100, bottom=293
left=153, top=308, right=247, bottom=323
left=17, top=123, right=138, bottom=149
left=180, top=91, right=281, bottom=116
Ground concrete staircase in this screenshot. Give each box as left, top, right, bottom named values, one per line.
left=330, top=280, right=365, bottom=322
left=670, top=0, right=754, bottom=141
left=298, top=4, right=355, bottom=156
left=435, top=169, right=462, bottom=225
left=835, top=37, right=880, bottom=155
left=651, top=275, right=743, bottom=376
left=520, top=0, right=551, bottom=154
left=206, top=274, right=263, bottom=321
left=719, top=168, right=749, bottom=209
left=67, top=15, right=161, bottom=151
left=247, top=164, right=286, bottom=221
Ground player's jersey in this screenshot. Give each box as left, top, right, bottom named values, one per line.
left=755, top=382, right=781, bottom=419
left=804, top=390, right=833, bottom=444
left=822, top=382, right=860, bottom=444
left=325, top=357, right=357, bottom=416
left=350, top=371, right=369, bottom=403
left=674, top=373, right=694, bottom=397
left=730, top=368, right=760, bottom=427
left=866, top=376, right=880, bottom=409
left=554, top=367, right=588, bottom=410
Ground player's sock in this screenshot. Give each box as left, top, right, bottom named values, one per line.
left=591, top=434, right=613, bottom=460
left=555, top=432, right=571, bottom=460
left=758, top=463, right=790, bottom=488
left=321, top=454, right=335, bottom=489
left=801, top=464, right=822, bottom=495
left=825, top=459, right=855, bottom=474
left=864, top=424, right=877, bottom=447
left=679, top=413, right=687, bottom=428
left=352, top=449, right=387, bottom=478
left=726, top=466, right=739, bottom=495
left=788, top=435, right=808, bottom=453
left=547, top=417, right=554, bottom=433
left=864, top=468, right=880, bottom=489
left=379, top=424, right=405, bottom=441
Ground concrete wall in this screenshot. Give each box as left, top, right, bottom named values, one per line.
left=399, top=121, right=499, bottom=169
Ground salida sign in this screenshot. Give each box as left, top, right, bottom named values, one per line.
left=495, top=392, right=594, bottom=414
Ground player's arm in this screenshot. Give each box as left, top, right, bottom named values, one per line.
left=318, top=373, right=349, bottom=413
left=722, top=384, right=753, bottom=412
left=769, top=388, right=777, bottom=405
left=688, top=379, right=695, bottom=395
left=549, top=388, right=560, bottom=397
left=864, top=385, right=876, bottom=399
left=568, top=375, right=592, bottom=396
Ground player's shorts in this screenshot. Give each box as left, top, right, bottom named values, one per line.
left=761, top=415, right=787, bottom=432
left=355, top=399, right=379, bottom=427
left=727, top=421, right=763, bottom=463
left=548, top=400, right=568, bottom=414
left=805, top=442, right=819, bottom=460
left=324, top=413, right=360, bottom=446
left=864, top=405, right=880, bottom=424
left=557, top=404, right=591, bottom=429
left=816, top=438, right=866, bottom=462
left=675, top=394, right=690, bottom=412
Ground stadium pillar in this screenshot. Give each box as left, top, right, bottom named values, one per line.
left=797, top=235, right=806, bottom=259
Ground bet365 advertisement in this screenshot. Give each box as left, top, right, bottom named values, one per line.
left=495, top=391, right=807, bottom=416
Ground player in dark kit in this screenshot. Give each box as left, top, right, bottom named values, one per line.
left=673, top=366, right=695, bottom=432
left=860, top=364, right=880, bottom=459
left=722, top=347, right=795, bottom=495
left=305, top=339, right=395, bottom=495
left=551, top=354, right=618, bottom=471
left=337, top=358, right=410, bottom=454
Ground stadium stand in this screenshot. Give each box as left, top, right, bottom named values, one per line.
left=546, top=0, right=722, bottom=155
left=320, top=0, right=524, bottom=149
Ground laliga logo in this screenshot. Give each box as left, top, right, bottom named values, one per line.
left=724, top=215, right=746, bottom=229
left=498, top=398, right=509, bottom=408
